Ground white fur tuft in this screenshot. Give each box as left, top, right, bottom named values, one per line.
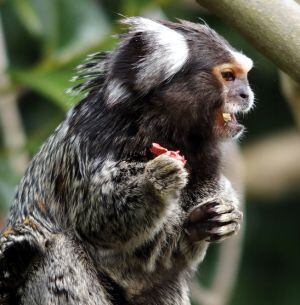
left=230, top=50, right=253, bottom=72
left=106, top=79, right=130, bottom=105
left=246, top=86, right=255, bottom=111
left=123, top=17, right=189, bottom=92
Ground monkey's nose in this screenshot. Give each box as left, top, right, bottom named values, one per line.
left=239, top=92, right=249, bottom=99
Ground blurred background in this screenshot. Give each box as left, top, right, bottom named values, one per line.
left=0, top=1, right=299, bottom=305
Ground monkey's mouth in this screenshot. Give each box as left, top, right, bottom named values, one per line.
left=222, top=112, right=238, bottom=124
left=215, top=110, right=244, bottom=139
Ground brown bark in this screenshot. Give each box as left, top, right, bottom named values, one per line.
left=196, top=0, right=300, bottom=83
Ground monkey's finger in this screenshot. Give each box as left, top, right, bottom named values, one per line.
left=206, top=222, right=240, bottom=243
left=184, top=222, right=218, bottom=242
left=187, top=202, right=219, bottom=223
left=187, top=200, right=236, bottom=224
left=185, top=221, right=240, bottom=243
left=206, top=202, right=235, bottom=215
left=207, top=210, right=243, bottom=224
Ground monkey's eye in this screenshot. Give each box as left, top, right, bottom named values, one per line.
left=221, top=70, right=235, bottom=81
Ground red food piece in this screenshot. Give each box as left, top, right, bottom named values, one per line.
left=149, top=143, right=168, bottom=155
left=150, top=143, right=187, bottom=165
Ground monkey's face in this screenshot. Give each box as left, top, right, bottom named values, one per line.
left=212, top=53, right=254, bottom=139
left=78, top=18, right=254, bottom=145
left=143, top=26, right=254, bottom=142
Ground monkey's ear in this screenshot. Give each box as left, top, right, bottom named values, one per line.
left=105, top=17, right=189, bottom=105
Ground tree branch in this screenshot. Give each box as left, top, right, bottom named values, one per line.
left=243, top=130, right=300, bottom=200
left=280, top=72, right=300, bottom=129
left=196, top=0, right=300, bottom=83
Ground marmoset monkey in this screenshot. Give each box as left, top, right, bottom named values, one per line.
left=0, top=17, right=254, bottom=305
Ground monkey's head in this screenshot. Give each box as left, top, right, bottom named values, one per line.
left=74, top=17, right=254, bottom=152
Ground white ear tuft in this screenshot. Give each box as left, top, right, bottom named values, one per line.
left=122, top=17, right=189, bottom=92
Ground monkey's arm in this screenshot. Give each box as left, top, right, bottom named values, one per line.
left=176, top=175, right=242, bottom=268
left=0, top=219, right=49, bottom=303
left=20, top=234, right=112, bottom=305
left=0, top=224, right=112, bottom=305
left=187, top=175, right=241, bottom=263
left=74, top=155, right=187, bottom=251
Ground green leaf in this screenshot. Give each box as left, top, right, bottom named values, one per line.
left=0, top=157, right=19, bottom=211
left=12, top=0, right=111, bottom=64
left=11, top=0, right=43, bottom=37
left=11, top=69, right=79, bottom=110
left=49, top=0, right=111, bottom=64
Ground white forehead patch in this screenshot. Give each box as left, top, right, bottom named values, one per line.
left=123, top=17, right=189, bottom=92
left=230, top=50, right=253, bottom=72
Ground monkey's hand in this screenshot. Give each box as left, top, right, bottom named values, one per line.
left=184, top=200, right=242, bottom=243
left=75, top=155, right=187, bottom=251
left=184, top=176, right=242, bottom=243
left=145, top=154, right=188, bottom=197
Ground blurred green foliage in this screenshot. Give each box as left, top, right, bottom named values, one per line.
left=0, top=1, right=299, bottom=305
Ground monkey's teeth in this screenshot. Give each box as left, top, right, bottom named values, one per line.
left=222, top=113, right=232, bottom=122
